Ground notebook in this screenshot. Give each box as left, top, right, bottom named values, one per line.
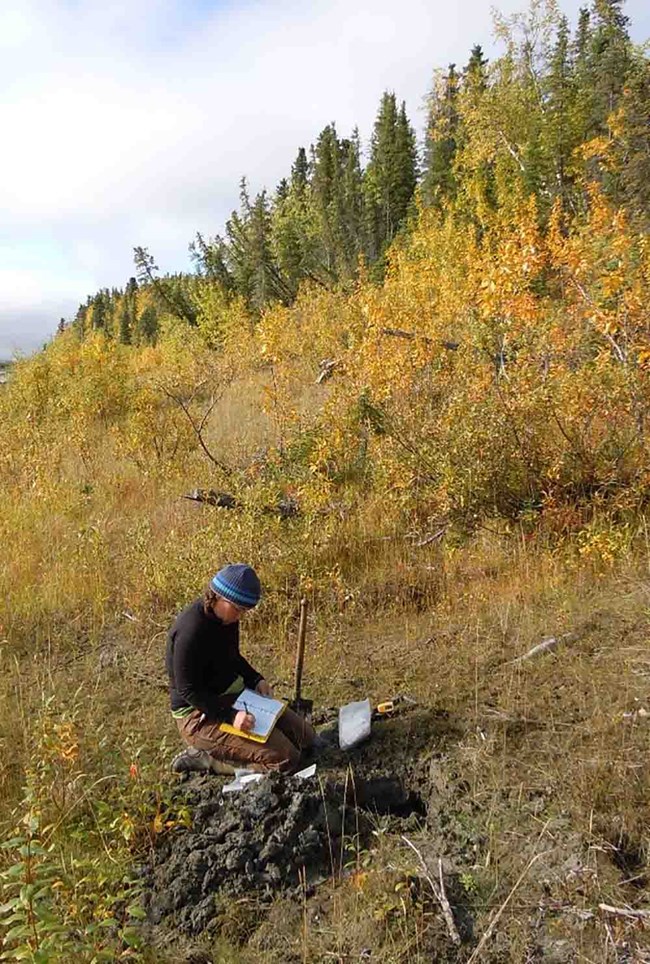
left=219, top=688, right=286, bottom=743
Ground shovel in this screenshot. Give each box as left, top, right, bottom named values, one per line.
left=289, top=597, right=313, bottom=719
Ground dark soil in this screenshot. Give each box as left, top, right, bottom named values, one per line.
left=145, top=713, right=439, bottom=944
left=147, top=773, right=348, bottom=935
left=144, top=708, right=646, bottom=962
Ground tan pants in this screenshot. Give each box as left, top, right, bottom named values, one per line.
left=176, top=707, right=316, bottom=773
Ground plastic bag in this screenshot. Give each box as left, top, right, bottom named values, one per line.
left=338, top=698, right=372, bottom=750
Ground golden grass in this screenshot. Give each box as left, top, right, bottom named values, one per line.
left=1, top=351, right=648, bottom=962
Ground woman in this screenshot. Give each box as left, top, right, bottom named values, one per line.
left=166, top=563, right=315, bottom=773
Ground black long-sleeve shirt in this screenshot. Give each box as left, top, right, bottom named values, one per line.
left=166, top=599, right=263, bottom=722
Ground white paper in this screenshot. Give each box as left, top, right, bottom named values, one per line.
left=222, top=768, right=265, bottom=794
left=231, top=688, right=286, bottom=739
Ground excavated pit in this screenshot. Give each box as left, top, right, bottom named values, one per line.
left=145, top=768, right=427, bottom=938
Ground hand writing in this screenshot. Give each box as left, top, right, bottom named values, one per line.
left=233, top=710, right=255, bottom=732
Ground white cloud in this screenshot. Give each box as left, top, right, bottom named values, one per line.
left=0, top=0, right=648, bottom=353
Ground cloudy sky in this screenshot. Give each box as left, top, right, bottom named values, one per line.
left=1, top=0, right=648, bottom=358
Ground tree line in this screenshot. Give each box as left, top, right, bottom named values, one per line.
left=68, top=0, right=648, bottom=345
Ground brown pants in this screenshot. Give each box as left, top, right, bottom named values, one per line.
left=176, top=707, right=316, bottom=773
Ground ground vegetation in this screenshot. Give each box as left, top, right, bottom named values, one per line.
left=1, top=1, right=649, bottom=960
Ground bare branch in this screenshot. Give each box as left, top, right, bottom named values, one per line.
left=412, top=526, right=449, bottom=548
left=568, top=277, right=627, bottom=363
left=513, top=632, right=576, bottom=663
left=598, top=904, right=650, bottom=920
left=401, top=836, right=461, bottom=946
left=159, top=384, right=232, bottom=476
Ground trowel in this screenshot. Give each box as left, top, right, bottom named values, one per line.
left=289, top=597, right=314, bottom=719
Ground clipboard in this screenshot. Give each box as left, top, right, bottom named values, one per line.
left=218, top=688, right=286, bottom=743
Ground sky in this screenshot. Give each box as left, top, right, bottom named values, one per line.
left=1, top=0, right=648, bottom=359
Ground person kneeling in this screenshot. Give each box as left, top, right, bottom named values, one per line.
left=166, top=564, right=315, bottom=774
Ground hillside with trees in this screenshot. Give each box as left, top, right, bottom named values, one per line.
left=1, top=1, right=649, bottom=961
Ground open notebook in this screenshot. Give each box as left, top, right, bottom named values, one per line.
left=219, top=688, right=286, bottom=743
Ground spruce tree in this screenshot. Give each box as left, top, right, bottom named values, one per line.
left=544, top=15, right=574, bottom=203
left=291, top=147, right=309, bottom=192
left=339, top=129, right=365, bottom=279
left=364, top=92, right=417, bottom=265
left=310, top=123, right=346, bottom=276
left=612, top=59, right=650, bottom=221
left=586, top=0, right=631, bottom=136
left=422, top=64, right=460, bottom=206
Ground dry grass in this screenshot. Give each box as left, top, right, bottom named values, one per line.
left=1, top=355, right=649, bottom=962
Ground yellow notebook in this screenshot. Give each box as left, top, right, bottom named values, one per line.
left=219, top=688, right=286, bottom=744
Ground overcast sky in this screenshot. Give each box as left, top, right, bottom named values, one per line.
left=1, top=0, right=648, bottom=359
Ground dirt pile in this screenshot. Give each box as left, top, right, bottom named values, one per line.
left=146, top=772, right=350, bottom=936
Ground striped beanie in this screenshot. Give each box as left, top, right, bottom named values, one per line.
left=211, top=564, right=261, bottom=610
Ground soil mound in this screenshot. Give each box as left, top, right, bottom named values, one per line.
left=145, top=712, right=443, bottom=945
left=147, top=773, right=349, bottom=936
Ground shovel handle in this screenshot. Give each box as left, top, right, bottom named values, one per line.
left=294, top=597, right=308, bottom=703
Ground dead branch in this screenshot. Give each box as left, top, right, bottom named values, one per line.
left=316, top=359, right=338, bottom=384
left=513, top=633, right=576, bottom=663
left=568, top=277, right=627, bottom=364
left=401, top=836, right=461, bottom=946
left=598, top=904, right=650, bottom=920
left=412, top=526, right=448, bottom=548
left=159, top=385, right=232, bottom=476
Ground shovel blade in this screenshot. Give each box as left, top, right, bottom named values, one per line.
left=289, top=697, right=314, bottom=720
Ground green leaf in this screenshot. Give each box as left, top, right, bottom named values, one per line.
left=0, top=837, right=26, bottom=850
left=32, top=886, right=56, bottom=902
left=38, top=921, right=65, bottom=933
left=120, top=925, right=142, bottom=948
left=9, top=949, right=39, bottom=961
left=125, top=903, right=146, bottom=920
left=19, top=884, right=36, bottom=903
left=0, top=897, right=21, bottom=913
left=4, top=921, right=32, bottom=941
left=32, top=950, right=57, bottom=964
left=0, top=912, right=25, bottom=928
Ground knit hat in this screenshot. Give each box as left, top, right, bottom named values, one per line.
left=211, top=564, right=261, bottom=610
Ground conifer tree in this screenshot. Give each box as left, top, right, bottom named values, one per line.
left=339, top=129, right=365, bottom=278
left=190, top=233, right=234, bottom=294
left=585, top=0, right=631, bottom=137
left=544, top=15, right=575, bottom=203
left=364, top=92, right=417, bottom=264
left=226, top=181, right=290, bottom=311
left=291, top=147, right=309, bottom=192
left=611, top=59, right=650, bottom=221
left=133, top=247, right=197, bottom=326
left=135, top=305, right=159, bottom=344
left=422, top=64, right=460, bottom=206
left=310, top=123, right=347, bottom=276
